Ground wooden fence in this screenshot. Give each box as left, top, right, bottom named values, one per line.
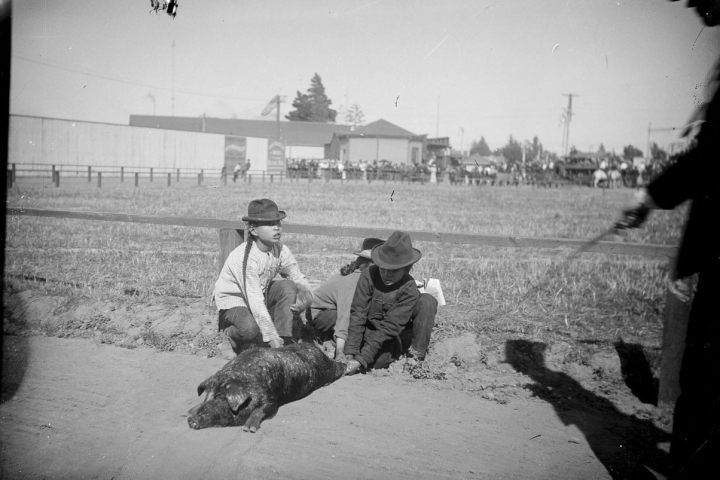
left=6, top=163, right=435, bottom=189
left=5, top=206, right=685, bottom=407
left=6, top=207, right=674, bottom=258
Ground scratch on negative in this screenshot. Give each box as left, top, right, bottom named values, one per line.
left=424, top=34, right=451, bottom=59
left=332, top=0, right=386, bottom=17
left=692, top=26, right=705, bottom=50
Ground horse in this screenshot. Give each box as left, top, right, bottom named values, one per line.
left=592, top=169, right=608, bottom=188
left=608, top=169, right=622, bottom=188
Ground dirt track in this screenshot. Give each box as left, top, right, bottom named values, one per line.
left=2, top=333, right=670, bottom=480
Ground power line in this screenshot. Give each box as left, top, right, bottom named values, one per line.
left=12, top=54, right=266, bottom=102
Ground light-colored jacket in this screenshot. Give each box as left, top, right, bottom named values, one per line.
left=214, top=241, right=309, bottom=342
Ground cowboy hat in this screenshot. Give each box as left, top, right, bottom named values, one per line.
left=242, top=198, right=286, bottom=222
left=371, top=231, right=421, bottom=270
left=353, top=237, right=385, bottom=259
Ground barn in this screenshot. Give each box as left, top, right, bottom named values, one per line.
left=326, top=119, right=426, bottom=166
left=129, top=115, right=354, bottom=174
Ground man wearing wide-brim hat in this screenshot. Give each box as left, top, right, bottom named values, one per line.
left=343, top=231, right=437, bottom=375
left=307, top=237, right=384, bottom=360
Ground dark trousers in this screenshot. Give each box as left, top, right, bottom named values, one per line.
left=218, top=279, right=298, bottom=354
left=670, top=263, right=720, bottom=479
left=312, top=292, right=437, bottom=367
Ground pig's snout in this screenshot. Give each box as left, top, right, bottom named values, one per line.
left=188, top=417, right=201, bottom=429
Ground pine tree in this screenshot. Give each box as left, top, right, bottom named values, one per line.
left=470, top=137, right=492, bottom=156
left=286, top=73, right=337, bottom=123
left=345, top=104, right=365, bottom=127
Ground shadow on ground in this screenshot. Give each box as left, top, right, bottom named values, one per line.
left=614, top=339, right=659, bottom=406
left=506, top=339, right=669, bottom=480
left=2, top=284, right=32, bottom=404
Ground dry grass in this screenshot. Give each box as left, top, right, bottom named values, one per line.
left=5, top=179, right=686, bottom=347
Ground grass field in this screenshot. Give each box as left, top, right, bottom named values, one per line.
left=5, top=178, right=687, bottom=348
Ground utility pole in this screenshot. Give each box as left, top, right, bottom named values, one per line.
left=561, top=93, right=578, bottom=156
left=171, top=40, right=176, bottom=117
left=459, top=127, right=464, bottom=156
left=275, top=96, right=285, bottom=140
left=436, top=96, right=440, bottom=138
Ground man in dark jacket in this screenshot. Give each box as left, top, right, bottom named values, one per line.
left=344, top=231, right=437, bottom=375
left=617, top=3, right=720, bottom=477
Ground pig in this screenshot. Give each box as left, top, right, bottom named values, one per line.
left=187, top=342, right=346, bottom=432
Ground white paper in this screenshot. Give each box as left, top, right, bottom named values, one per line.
left=424, top=278, right=446, bottom=306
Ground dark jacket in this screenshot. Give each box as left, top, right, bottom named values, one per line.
left=344, top=265, right=420, bottom=367
left=646, top=65, right=720, bottom=279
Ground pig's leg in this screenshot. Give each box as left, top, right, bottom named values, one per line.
left=242, top=404, right=279, bottom=433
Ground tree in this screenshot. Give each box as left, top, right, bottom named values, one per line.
left=650, top=142, right=668, bottom=163
left=469, top=137, right=492, bottom=156
left=623, top=145, right=644, bottom=160
left=530, top=136, right=543, bottom=161
left=598, top=143, right=606, bottom=153
left=344, top=104, right=365, bottom=127
left=500, top=135, right=523, bottom=165
left=286, top=73, right=337, bottom=123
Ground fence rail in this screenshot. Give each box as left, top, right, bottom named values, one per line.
left=6, top=207, right=675, bottom=258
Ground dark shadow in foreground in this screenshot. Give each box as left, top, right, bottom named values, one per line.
left=506, top=339, right=669, bottom=480
left=614, top=339, right=659, bottom=406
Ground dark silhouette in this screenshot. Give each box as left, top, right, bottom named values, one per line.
left=506, top=339, right=669, bottom=479
left=614, top=340, right=660, bottom=406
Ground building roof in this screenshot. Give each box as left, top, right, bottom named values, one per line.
left=335, top=119, right=425, bottom=140
left=128, top=115, right=353, bottom=146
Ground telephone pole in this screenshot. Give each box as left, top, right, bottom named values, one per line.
left=561, top=93, right=578, bottom=156
left=171, top=40, right=176, bottom=117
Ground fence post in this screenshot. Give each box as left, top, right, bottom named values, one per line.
left=121, top=167, right=124, bottom=183
left=658, top=275, right=693, bottom=408
left=150, top=168, right=154, bottom=182
left=55, top=171, right=60, bottom=188
left=52, top=165, right=56, bottom=184
left=7, top=169, right=12, bottom=188
left=88, top=166, right=92, bottom=183
left=262, top=172, right=266, bottom=183
left=98, top=171, right=102, bottom=188
left=167, top=173, right=171, bottom=187
left=198, top=173, right=202, bottom=186
left=12, top=164, right=16, bottom=183
left=223, top=171, right=227, bottom=185
left=218, top=228, right=245, bottom=273
left=280, top=172, right=283, bottom=183
left=201, top=169, right=204, bottom=183
left=270, top=174, right=274, bottom=184
left=177, top=168, right=180, bottom=183
left=248, top=174, right=252, bottom=184
left=135, top=172, right=139, bottom=188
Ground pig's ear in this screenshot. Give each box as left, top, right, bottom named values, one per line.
left=225, top=380, right=250, bottom=414
left=197, top=376, right=219, bottom=397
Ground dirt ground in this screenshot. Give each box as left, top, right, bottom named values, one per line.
left=2, top=287, right=673, bottom=479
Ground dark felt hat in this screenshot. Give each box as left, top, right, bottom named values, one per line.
left=353, top=238, right=385, bottom=259
left=242, top=198, right=286, bottom=222
left=370, top=231, right=421, bottom=270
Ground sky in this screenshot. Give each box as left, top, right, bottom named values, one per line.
left=10, top=0, right=720, bottom=155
